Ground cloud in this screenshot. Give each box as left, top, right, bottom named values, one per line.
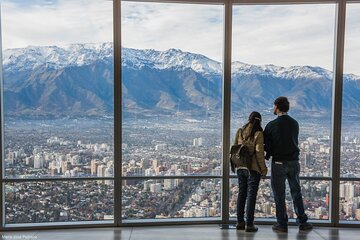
left=121, top=2, right=224, bottom=62
left=2, top=1, right=360, bottom=74
left=232, top=4, right=336, bottom=71
left=344, top=4, right=360, bottom=75
left=1, top=0, right=113, bottom=49
left=3, top=0, right=59, bottom=7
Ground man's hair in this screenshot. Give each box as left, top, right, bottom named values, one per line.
left=274, top=96, right=290, bottom=112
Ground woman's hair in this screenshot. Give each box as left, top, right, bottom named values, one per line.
left=244, top=111, right=263, bottom=140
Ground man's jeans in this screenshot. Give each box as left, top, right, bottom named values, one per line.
left=237, top=169, right=261, bottom=224
left=271, top=161, right=308, bottom=227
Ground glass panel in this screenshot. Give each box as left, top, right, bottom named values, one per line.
left=122, top=178, right=221, bottom=220
left=5, top=180, right=114, bottom=224
left=339, top=181, right=360, bottom=221
left=230, top=179, right=330, bottom=220
left=1, top=0, right=114, bottom=178
left=341, top=3, right=360, bottom=222
left=121, top=2, right=223, bottom=177
left=341, top=3, right=360, bottom=178
left=231, top=4, right=336, bottom=177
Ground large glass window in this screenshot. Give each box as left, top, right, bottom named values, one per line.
left=342, top=3, right=360, bottom=179
left=1, top=0, right=114, bottom=224
left=121, top=1, right=223, bottom=221
left=0, top=0, right=358, bottom=228
left=5, top=181, right=114, bottom=224
left=230, top=179, right=329, bottom=220
left=340, top=3, right=360, bottom=223
left=339, top=181, right=360, bottom=221
left=122, top=178, right=221, bottom=220
left=230, top=4, right=335, bottom=219
left=231, top=4, right=335, bottom=177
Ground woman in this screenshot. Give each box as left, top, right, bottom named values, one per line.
left=234, top=111, right=267, bottom=232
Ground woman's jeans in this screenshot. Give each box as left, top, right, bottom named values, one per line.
left=237, top=169, right=261, bottom=224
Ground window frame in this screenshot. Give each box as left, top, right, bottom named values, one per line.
left=1, top=0, right=360, bottom=230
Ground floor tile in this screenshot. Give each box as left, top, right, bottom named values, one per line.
left=313, top=228, right=360, bottom=240
left=34, top=227, right=132, bottom=240
left=2, top=225, right=360, bottom=240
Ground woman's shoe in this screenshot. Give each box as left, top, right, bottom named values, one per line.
left=245, top=224, right=258, bottom=232
left=236, top=221, right=245, bottom=230
left=299, top=222, right=313, bottom=231
left=272, top=223, right=288, bottom=233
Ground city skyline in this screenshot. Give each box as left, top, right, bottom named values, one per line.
left=3, top=115, right=360, bottom=223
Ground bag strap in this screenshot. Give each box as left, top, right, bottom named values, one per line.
left=240, top=127, right=262, bottom=172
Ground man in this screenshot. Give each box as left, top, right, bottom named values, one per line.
left=264, top=96, right=313, bottom=232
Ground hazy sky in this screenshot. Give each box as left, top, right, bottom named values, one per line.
left=1, top=0, right=113, bottom=48
left=232, top=4, right=336, bottom=70
left=1, top=0, right=360, bottom=74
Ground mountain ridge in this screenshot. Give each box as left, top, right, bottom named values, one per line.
left=6, top=43, right=359, bottom=80
left=3, top=43, right=360, bottom=117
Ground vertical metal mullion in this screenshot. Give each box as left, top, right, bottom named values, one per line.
left=330, top=0, right=346, bottom=227
left=221, top=0, right=232, bottom=226
left=0, top=2, right=4, bottom=229
left=113, top=0, right=122, bottom=227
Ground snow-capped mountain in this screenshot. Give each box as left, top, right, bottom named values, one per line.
left=5, top=42, right=353, bottom=80
left=122, top=47, right=221, bottom=74
left=4, top=43, right=221, bottom=74
left=2, top=43, right=360, bottom=117
left=3, top=43, right=113, bottom=73
left=231, top=61, right=337, bottom=82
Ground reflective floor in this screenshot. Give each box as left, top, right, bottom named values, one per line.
left=1, top=224, right=360, bottom=240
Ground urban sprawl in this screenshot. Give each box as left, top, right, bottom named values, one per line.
left=3, top=116, right=360, bottom=224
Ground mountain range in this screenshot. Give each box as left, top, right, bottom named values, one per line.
left=3, top=43, right=360, bottom=118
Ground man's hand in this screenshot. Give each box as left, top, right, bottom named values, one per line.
left=261, top=168, right=268, bottom=179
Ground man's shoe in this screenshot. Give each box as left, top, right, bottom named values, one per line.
left=272, top=223, right=288, bottom=233
left=236, top=221, right=245, bottom=230
left=299, top=222, right=313, bottom=231
left=245, top=224, right=258, bottom=232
